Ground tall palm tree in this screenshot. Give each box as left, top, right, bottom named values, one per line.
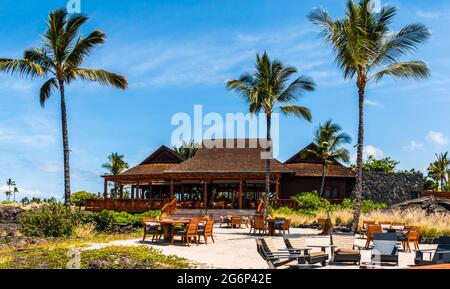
left=226, top=51, right=316, bottom=221
left=0, top=9, right=128, bottom=205
left=303, top=120, right=351, bottom=197
left=309, top=0, right=430, bottom=232
left=173, top=140, right=198, bottom=159
left=102, top=152, right=129, bottom=198
left=13, top=186, right=19, bottom=202
left=5, top=178, right=16, bottom=201
left=427, top=152, right=450, bottom=191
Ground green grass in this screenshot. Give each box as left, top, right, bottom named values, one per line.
left=0, top=245, right=189, bottom=269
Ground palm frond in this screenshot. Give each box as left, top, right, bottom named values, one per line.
left=39, top=78, right=59, bottom=107
left=279, top=105, right=312, bottom=122
left=23, top=48, right=54, bottom=72
left=0, top=58, right=44, bottom=77
left=371, top=61, right=430, bottom=82
left=65, top=30, right=107, bottom=68
left=75, top=68, right=128, bottom=89
left=278, top=75, right=316, bottom=103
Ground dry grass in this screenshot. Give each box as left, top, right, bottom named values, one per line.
left=74, top=224, right=98, bottom=238
left=273, top=208, right=450, bottom=237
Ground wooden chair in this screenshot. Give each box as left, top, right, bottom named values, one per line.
left=197, top=218, right=215, bottom=244
left=274, top=219, right=291, bottom=235
left=141, top=218, right=163, bottom=243
left=360, top=220, right=375, bottom=237
left=172, top=219, right=199, bottom=246
left=330, top=233, right=361, bottom=265
left=231, top=215, right=243, bottom=228
left=250, top=216, right=267, bottom=235
left=219, top=215, right=231, bottom=228
left=403, top=229, right=420, bottom=252
left=365, top=224, right=382, bottom=248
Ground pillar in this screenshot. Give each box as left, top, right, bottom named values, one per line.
left=170, top=178, right=174, bottom=199
left=276, top=175, right=280, bottom=200
left=203, top=180, right=208, bottom=209
left=239, top=179, right=243, bottom=209
left=136, top=181, right=140, bottom=200
left=103, top=179, right=108, bottom=199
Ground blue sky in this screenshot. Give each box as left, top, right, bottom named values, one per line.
left=1, top=0, right=450, bottom=201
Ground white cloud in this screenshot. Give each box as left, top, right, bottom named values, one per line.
left=403, top=140, right=424, bottom=152
left=426, top=131, right=448, bottom=145
left=39, top=162, right=63, bottom=173
left=0, top=185, right=60, bottom=202
left=364, top=145, right=384, bottom=159
left=364, top=99, right=380, bottom=107
left=416, top=10, right=442, bottom=19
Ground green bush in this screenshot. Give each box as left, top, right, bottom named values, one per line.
left=20, top=203, right=78, bottom=237
left=338, top=198, right=387, bottom=213
left=82, top=210, right=161, bottom=232
left=292, top=191, right=331, bottom=215
left=70, top=191, right=97, bottom=207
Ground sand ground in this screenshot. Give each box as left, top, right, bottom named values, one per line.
left=84, top=225, right=437, bottom=269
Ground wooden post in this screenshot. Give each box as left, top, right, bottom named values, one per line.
left=239, top=179, right=243, bottom=209
left=131, top=185, right=135, bottom=200
left=136, top=181, right=140, bottom=200
left=170, top=178, right=174, bottom=199
left=276, top=175, right=280, bottom=200
left=203, top=180, right=208, bottom=209
left=103, top=179, right=108, bottom=199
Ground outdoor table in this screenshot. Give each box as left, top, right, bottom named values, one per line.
left=267, top=219, right=285, bottom=236
left=149, top=219, right=191, bottom=242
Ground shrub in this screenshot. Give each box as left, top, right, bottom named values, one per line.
left=292, top=191, right=331, bottom=215
left=74, top=223, right=98, bottom=238
left=70, top=191, right=97, bottom=207
left=82, top=210, right=161, bottom=232
left=20, top=203, right=78, bottom=237
left=338, top=198, right=387, bottom=213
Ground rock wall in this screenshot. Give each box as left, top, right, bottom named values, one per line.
left=361, top=172, right=423, bottom=205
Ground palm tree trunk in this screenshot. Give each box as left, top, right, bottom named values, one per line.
left=351, top=80, right=366, bottom=233
left=263, top=113, right=272, bottom=222
left=320, top=162, right=326, bottom=198
left=59, top=80, right=71, bottom=205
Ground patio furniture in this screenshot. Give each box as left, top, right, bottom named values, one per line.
left=172, top=218, right=199, bottom=246
left=219, top=215, right=231, bottom=228
left=403, top=229, right=420, bottom=252
left=283, top=235, right=329, bottom=267
left=141, top=218, right=163, bottom=243
left=231, top=215, right=243, bottom=228
left=317, top=218, right=327, bottom=229
left=370, top=233, right=399, bottom=266
left=365, top=224, right=382, bottom=248
left=330, top=232, right=361, bottom=265
left=274, top=219, right=291, bottom=235
left=256, top=238, right=302, bottom=269
left=360, top=220, right=375, bottom=238
left=212, top=201, right=225, bottom=209
left=414, top=236, right=450, bottom=266
left=379, top=221, right=391, bottom=231
left=250, top=216, right=267, bottom=235
left=197, top=218, right=215, bottom=244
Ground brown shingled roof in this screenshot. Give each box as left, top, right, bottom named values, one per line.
left=285, top=163, right=355, bottom=177
left=119, top=163, right=177, bottom=176
left=166, top=139, right=293, bottom=174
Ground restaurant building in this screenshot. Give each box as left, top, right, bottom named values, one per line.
left=87, top=139, right=355, bottom=212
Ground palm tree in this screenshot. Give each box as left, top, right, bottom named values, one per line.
left=309, top=0, right=430, bottom=232
left=427, top=152, right=450, bottom=191
left=226, top=51, right=316, bottom=221
left=173, top=140, right=198, bottom=159
left=5, top=179, right=16, bottom=201
left=102, top=152, right=129, bottom=198
left=0, top=9, right=128, bottom=205
left=13, top=187, right=19, bottom=202
left=303, top=120, right=351, bottom=197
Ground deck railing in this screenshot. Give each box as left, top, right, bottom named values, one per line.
left=85, top=198, right=172, bottom=213
left=423, top=191, right=450, bottom=200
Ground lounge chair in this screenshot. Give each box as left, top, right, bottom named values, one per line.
left=141, top=218, right=163, bottom=243
left=172, top=219, right=199, bottom=246
left=330, top=232, right=361, bottom=265
left=370, top=233, right=399, bottom=266
left=255, top=238, right=301, bottom=269
left=197, top=218, right=215, bottom=244
left=283, top=235, right=329, bottom=267
left=414, top=236, right=450, bottom=266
